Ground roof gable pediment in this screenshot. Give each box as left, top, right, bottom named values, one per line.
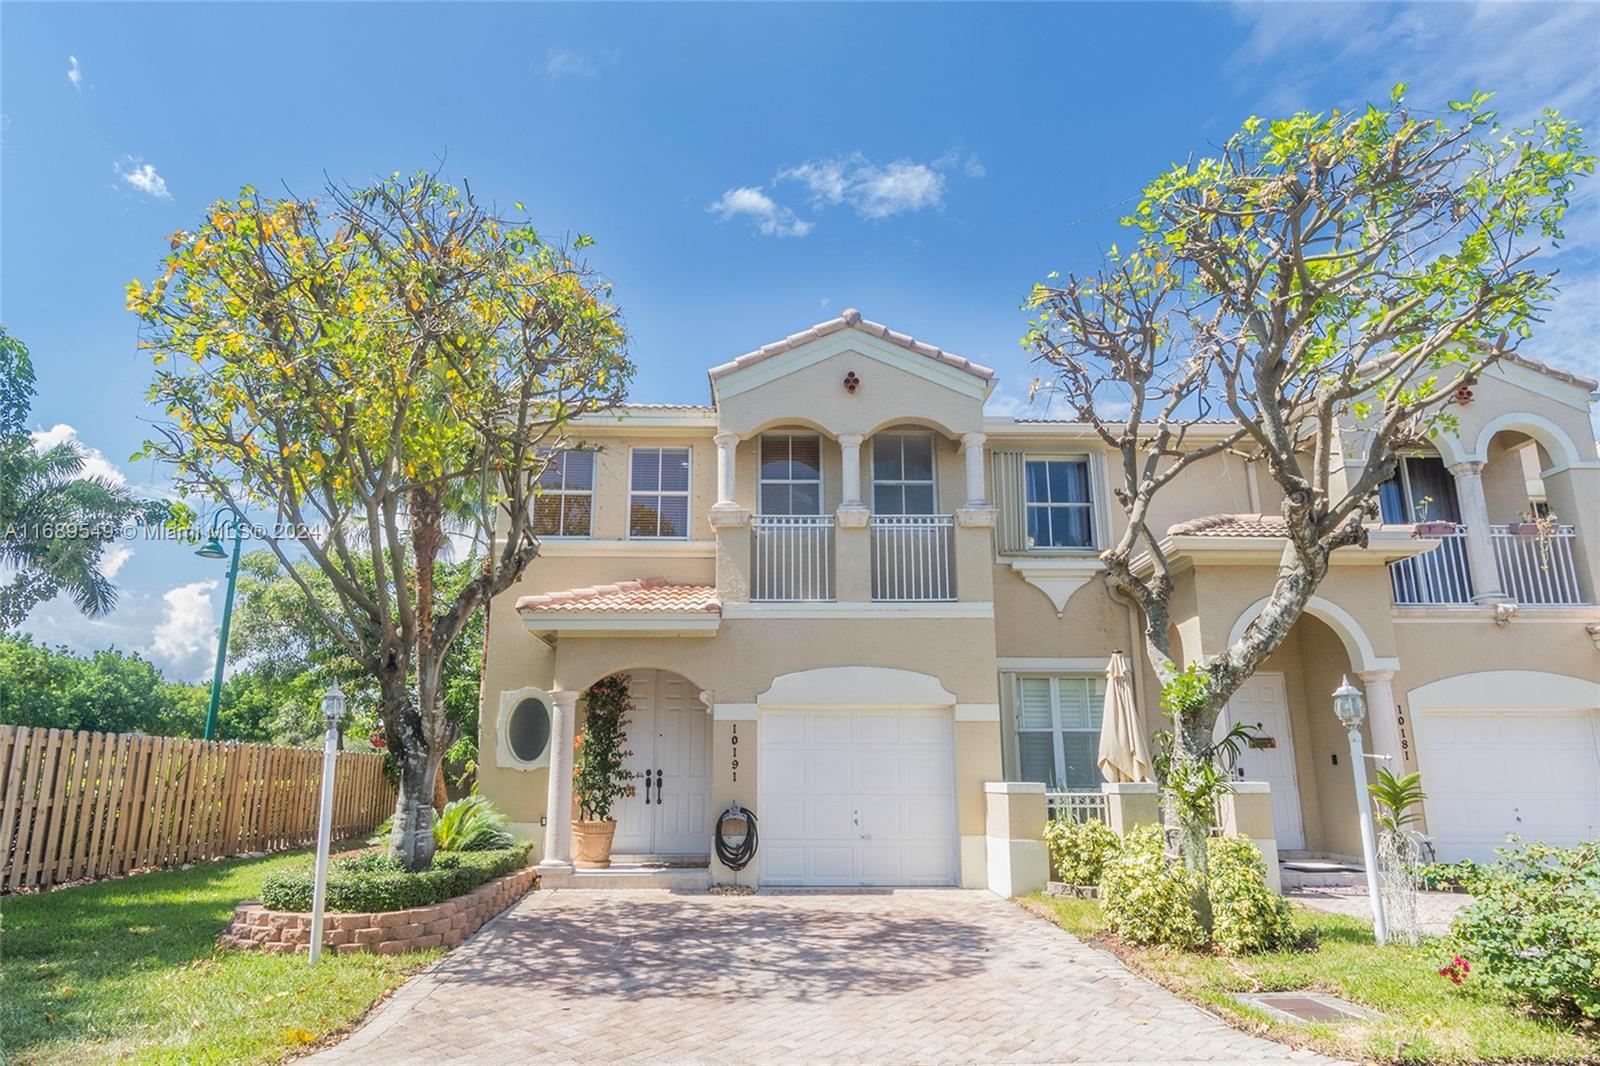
left=708, top=308, right=995, bottom=405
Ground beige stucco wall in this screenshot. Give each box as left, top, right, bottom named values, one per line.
left=476, top=318, right=1599, bottom=874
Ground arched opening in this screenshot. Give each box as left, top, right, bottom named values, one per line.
left=582, top=668, right=713, bottom=859
left=1477, top=425, right=1587, bottom=604
left=1224, top=603, right=1386, bottom=860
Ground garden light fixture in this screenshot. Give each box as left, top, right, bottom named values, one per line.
left=309, top=681, right=347, bottom=965
left=193, top=507, right=245, bottom=740
left=1332, top=675, right=1388, bottom=945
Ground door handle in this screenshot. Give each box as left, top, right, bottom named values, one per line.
left=642, top=767, right=652, bottom=804
left=654, top=769, right=663, bottom=804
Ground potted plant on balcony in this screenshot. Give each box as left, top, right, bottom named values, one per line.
left=571, top=674, right=636, bottom=868
left=1411, top=496, right=1458, bottom=537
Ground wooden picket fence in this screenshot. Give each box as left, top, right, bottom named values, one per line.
left=0, top=726, right=395, bottom=892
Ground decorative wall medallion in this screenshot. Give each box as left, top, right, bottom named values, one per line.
left=843, top=370, right=860, bottom=393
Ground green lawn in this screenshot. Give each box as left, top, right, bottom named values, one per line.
left=1022, top=894, right=1598, bottom=1065
left=0, top=849, right=440, bottom=1065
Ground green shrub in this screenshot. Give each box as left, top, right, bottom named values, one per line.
left=1044, top=818, right=1121, bottom=886
left=260, top=842, right=533, bottom=913
left=1207, top=835, right=1294, bottom=954
left=1451, top=838, right=1599, bottom=1021
left=1100, top=824, right=1207, bottom=951
left=433, top=795, right=514, bottom=852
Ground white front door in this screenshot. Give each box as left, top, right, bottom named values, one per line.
left=609, top=671, right=712, bottom=856
left=1416, top=708, right=1600, bottom=862
left=1223, top=673, right=1305, bottom=850
left=758, top=707, right=957, bottom=886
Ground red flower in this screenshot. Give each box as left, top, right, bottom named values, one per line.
left=1438, top=956, right=1470, bottom=986
left=368, top=730, right=387, bottom=749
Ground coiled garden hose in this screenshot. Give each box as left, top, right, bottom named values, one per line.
left=714, top=802, right=758, bottom=871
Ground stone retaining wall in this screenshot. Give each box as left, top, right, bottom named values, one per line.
left=221, top=866, right=538, bottom=955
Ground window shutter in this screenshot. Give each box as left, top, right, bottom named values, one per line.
left=992, top=450, right=1026, bottom=552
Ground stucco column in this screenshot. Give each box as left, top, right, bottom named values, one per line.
left=1357, top=669, right=1404, bottom=771
left=838, top=433, right=864, bottom=507
left=1448, top=460, right=1505, bottom=602
left=713, top=432, right=740, bottom=509
left=538, top=689, right=578, bottom=871
left=961, top=432, right=988, bottom=507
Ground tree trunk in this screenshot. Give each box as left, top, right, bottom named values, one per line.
left=385, top=684, right=437, bottom=871
left=433, top=761, right=450, bottom=812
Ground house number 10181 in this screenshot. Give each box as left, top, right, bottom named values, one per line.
left=730, top=723, right=739, bottom=782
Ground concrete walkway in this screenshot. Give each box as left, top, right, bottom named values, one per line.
left=1287, top=887, right=1471, bottom=937
left=309, top=889, right=1344, bottom=1065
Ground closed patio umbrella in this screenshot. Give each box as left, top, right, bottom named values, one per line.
left=1097, top=651, right=1154, bottom=784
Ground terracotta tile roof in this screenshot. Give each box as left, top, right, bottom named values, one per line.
left=708, top=308, right=995, bottom=382
left=1499, top=352, right=1598, bottom=391
left=1167, top=514, right=1290, bottom=538
left=515, top=578, right=721, bottom=614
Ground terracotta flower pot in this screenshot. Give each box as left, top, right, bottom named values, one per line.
left=1413, top=521, right=1458, bottom=536
left=572, top=820, right=618, bottom=869
left=1506, top=523, right=1543, bottom=535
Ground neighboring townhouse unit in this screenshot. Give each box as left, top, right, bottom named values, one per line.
left=478, top=309, right=1600, bottom=888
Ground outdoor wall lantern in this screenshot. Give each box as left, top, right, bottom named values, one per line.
left=309, top=681, right=347, bottom=964
left=1332, top=675, right=1388, bottom=945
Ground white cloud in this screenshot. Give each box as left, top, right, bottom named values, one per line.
left=717, top=148, right=983, bottom=236
left=546, top=46, right=620, bottom=80
left=67, top=55, right=82, bottom=89
left=31, top=423, right=128, bottom=487
left=149, top=579, right=219, bottom=680
left=779, top=153, right=949, bottom=219
left=115, top=157, right=171, bottom=200
left=101, top=545, right=133, bottom=580
left=707, top=186, right=814, bottom=238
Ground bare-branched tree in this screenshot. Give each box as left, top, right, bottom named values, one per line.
left=1024, top=88, right=1592, bottom=868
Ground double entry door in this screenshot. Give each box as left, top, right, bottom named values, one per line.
left=609, top=670, right=712, bottom=856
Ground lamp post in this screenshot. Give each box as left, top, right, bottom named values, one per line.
left=1333, top=675, right=1388, bottom=945
left=194, top=507, right=245, bottom=741
left=309, top=681, right=347, bottom=964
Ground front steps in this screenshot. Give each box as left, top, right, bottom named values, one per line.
left=539, top=860, right=712, bottom=891
left=1278, top=857, right=1368, bottom=889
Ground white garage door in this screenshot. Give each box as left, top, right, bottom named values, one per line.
left=1416, top=709, right=1600, bottom=863
left=758, top=708, right=957, bottom=886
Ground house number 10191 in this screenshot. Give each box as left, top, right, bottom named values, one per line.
left=730, top=723, right=739, bottom=782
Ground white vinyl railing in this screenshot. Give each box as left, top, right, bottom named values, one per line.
left=751, top=514, right=835, bottom=601
left=1491, top=524, right=1585, bottom=605
left=1391, top=525, right=1474, bottom=605
left=870, top=514, right=955, bottom=601
left=1046, top=790, right=1107, bottom=824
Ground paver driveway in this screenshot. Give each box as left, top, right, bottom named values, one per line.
left=309, top=889, right=1343, bottom=1065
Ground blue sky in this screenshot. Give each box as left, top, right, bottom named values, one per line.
left=4, top=1, right=1597, bottom=680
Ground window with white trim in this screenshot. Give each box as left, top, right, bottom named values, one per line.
left=759, top=434, right=822, bottom=515
left=629, top=447, right=691, bottom=538
left=872, top=433, right=937, bottom=515
left=1016, top=675, right=1107, bottom=789
left=533, top=450, right=594, bottom=538
left=1025, top=458, right=1094, bottom=549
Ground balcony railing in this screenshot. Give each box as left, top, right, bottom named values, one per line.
left=870, top=514, right=955, bottom=601
left=1391, top=525, right=1473, bottom=605
left=1492, top=524, right=1585, bottom=605
left=751, top=514, right=835, bottom=601
left=1046, top=790, right=1107, bottom=824
left=1389, top=523, right=1587, bottom=606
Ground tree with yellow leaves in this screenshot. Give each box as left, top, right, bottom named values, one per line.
left=132, top=169, right=633, bottom=869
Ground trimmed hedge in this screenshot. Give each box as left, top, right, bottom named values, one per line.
left=259, top=842, right=533, bottom=913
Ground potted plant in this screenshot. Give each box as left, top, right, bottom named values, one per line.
left=1411, top=496, right=1458, bottom=537
left=571, top=674, right=636, bottom=868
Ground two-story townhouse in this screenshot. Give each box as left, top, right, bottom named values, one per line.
left=477, top=309, right=1600, bottom=889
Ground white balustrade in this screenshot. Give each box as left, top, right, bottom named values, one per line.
left=1046, top=790, right=1108, bottom=824
left=751, top=514, right=835, bottom=601
left=870, top=514, right=956, bottom=601
left=1390, top=525, right=1474, bottom=605
left=1491, top=524, right=1585, bottom=605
